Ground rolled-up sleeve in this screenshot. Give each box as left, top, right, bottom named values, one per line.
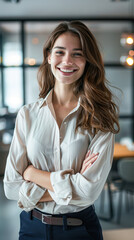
left=3, top=107, right=45, bottom=212
left=49, top=131, right=114, bottom=206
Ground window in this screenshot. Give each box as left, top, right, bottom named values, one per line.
left=1, top=22, right=22, bottom=66
left=0, top=22, right=22, bottom=111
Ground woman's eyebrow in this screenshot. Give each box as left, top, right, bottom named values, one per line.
left=53, top=46, right=82, bottom=51
left=53, top=46, right=65, bottom=49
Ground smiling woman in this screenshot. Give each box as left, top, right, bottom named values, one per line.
left=4, top=21, right=120, bottom=240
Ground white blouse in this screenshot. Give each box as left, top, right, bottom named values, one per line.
left=4, top=89, right=114, bottom=214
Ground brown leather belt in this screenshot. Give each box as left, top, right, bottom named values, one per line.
left=32, top=209, right=83, bottom=226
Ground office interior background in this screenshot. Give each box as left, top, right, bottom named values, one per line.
left=0, top=0, right=134, bottom=240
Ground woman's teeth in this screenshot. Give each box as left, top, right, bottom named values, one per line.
left=60, top=68, right=75, bottom=73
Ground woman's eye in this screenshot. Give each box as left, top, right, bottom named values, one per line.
left=73, top=52, right=83, bottom=57
left=55, top=51, right=64, bottom=55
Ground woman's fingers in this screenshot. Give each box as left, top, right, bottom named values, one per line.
left=83, top=155, right=98, bottom=167
left=80, top=152, right=99, bottom=174
left=82, top=155, right=98, bottom=169
left=84, top=152, right=99, bottom=164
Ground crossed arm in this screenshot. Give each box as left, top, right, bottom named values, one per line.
left=23, top=151, right=99, bottom=203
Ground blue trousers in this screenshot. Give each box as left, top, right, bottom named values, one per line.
left=19, top=206, right=103, bottom=240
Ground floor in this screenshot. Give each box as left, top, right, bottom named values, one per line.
left=103, top=228, right=134, bottom=240
left=0, top=177, right=134, bottom=240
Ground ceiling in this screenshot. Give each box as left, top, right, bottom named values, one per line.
left=0, top=0, right=134, bottom=19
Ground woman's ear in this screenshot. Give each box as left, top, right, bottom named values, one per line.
left=48, top=53, right=51, bottom=64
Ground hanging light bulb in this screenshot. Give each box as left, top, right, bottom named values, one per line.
left=120, top=54, right=134, bottom=67
left=126, top=56, right=134, bottom=66
left=120, top=33, right=134, bottom=47
left=126, top=36, right=134, bottom=45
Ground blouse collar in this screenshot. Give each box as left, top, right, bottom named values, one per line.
left=39, top=88, right=81, bottom=112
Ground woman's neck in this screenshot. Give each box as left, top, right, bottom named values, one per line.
left=53, top=82, right=77, bottom=107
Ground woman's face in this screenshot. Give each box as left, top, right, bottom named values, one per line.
left=48, top=32, right=86, bottom=85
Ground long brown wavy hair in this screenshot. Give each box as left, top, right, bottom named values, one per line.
left=37, top=20, right=120, bottom=135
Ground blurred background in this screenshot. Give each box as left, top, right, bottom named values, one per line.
left=0, top=0, right=134, bottom=240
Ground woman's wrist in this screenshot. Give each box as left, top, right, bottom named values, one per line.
left=23, top=165, right=35, bottom=182
left=39, top=191, right=53, bottom=202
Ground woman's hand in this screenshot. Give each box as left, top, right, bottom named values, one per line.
left=80, top=150, right=99, bottom=174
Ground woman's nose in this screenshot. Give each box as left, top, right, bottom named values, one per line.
left=62, top=53, right=73, bottom=65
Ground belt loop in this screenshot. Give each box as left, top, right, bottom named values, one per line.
left=63, top=215, right=68, bottom=231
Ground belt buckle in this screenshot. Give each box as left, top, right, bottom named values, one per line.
left=42, top=214, right=52, bottom=224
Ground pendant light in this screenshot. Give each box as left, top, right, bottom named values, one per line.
left=120, top=33, right=134, bottom=47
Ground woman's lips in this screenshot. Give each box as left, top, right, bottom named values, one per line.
left=60, top=68, right=75, bottom=73
left=57, top=67, right=77, bottom=75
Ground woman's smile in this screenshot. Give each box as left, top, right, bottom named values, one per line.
left=56, top=67, right=78, bottom=76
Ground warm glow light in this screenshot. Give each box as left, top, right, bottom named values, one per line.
left=129, top=50, right=134, bottom=56
left=24, top=58, right=36, bottom=65
left=32, top=38, right=39, bottom=45
left=120, top=33, right=134, bottom=47
left=120, top=54, right=134, bottom=67
left=126, top=37, right=134, bottom=45
left=126, top=57, right=134, bottom=66
left=28, top=58, right=36, bottom=66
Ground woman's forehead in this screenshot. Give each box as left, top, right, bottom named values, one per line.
left=53, top=32, right=82, bottom=49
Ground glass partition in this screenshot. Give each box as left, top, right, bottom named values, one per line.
left=0, top=22, right=22, bottom=66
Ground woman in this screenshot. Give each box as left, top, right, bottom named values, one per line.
left=4, top=21, right=120, bottom=240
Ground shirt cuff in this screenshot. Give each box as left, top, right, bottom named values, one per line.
left=18, top=182, right=45, bottom=212
left=49, top=169, right=74, bottom=205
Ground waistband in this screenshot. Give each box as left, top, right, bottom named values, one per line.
left=32, top=209, right=83, bottom=226
left=32, top=205, right=94, bottom=226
